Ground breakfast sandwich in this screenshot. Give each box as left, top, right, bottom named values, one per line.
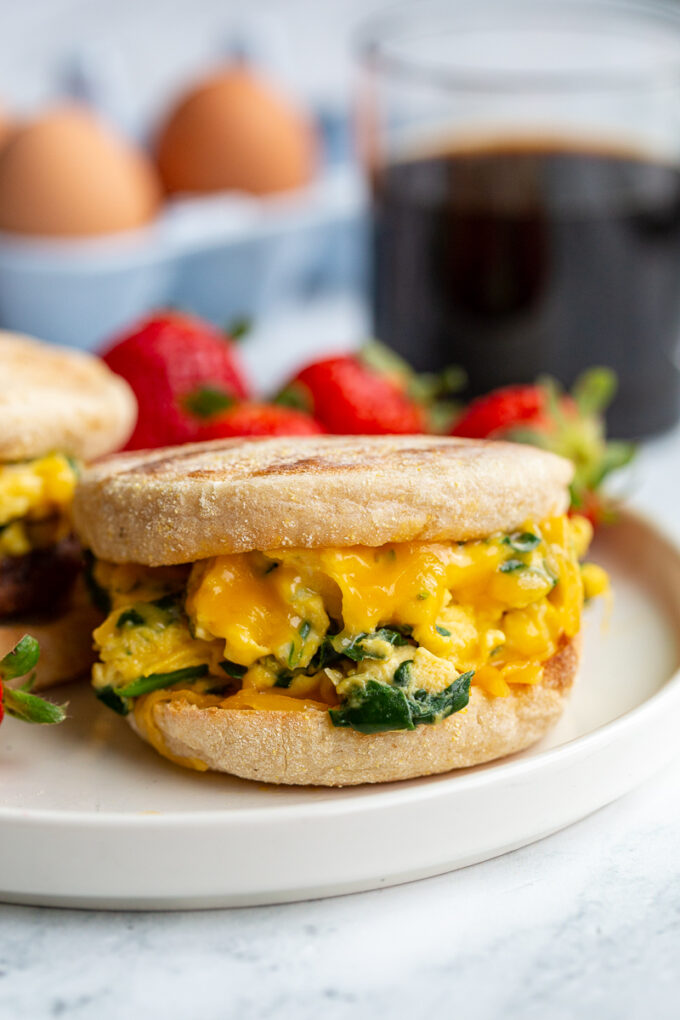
left=0, top=332, right=136, bottom=689
left=73, top=435, right=607, bottom=786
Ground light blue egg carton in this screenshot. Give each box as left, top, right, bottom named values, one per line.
left=0, top=161, right=368, bottom=352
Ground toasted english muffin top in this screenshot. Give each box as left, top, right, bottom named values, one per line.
left=0, top=332, right=136, bottom=462
left=73, top=435, right=573, bottom=565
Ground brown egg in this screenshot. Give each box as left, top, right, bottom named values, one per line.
left=0, top=104, right=13, bottom=151
left=0, top=105, right=162, bottom=237
left=156, top=63, right=317, bottom=196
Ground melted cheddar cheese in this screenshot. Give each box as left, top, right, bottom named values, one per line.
left=0, top=453, right=78, bottom=556
left=184, top=516, right=586, bottom=684
left=92, top=515, right=606, bottom=741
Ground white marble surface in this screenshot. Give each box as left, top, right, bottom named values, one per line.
left=0, top=761, right=679, bottom=1019
left=0, top=297, right=679, bottom=1018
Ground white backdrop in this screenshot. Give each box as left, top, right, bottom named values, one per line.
left=0, top=0, right=383, bottom=124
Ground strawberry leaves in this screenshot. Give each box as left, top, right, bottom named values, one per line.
left=360, top=341, right=466, bottom=433
left=275, top=380, right=313, bottom=413
left=456, top=368, right=635, bottom=524
left=3, top=686, right=67, bottom=725
left=224, top=316, right=252, bottom=342
left=572, top=367, right=617, bottom=416
left=0, top=636, right=66, bottom=725
left=0, top=634, right=40, bottom=682
left=183, top=386, right=235, bottom=420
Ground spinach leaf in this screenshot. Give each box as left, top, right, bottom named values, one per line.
left=274, top=671, right=294, bottom=689
left=287, top=642, right=302, bottom=668
left=311, top=626, right=413, bottom=671
left=116, top=608, right=146, bottom=629
left=219, top=660, right=248, bottom=680
left=116, top=664, right=208, bottom=699
left=374, top=627, right=410, bottom=646
left=503, top=531, right=541, bottom=553
left=310, top=638, right=341, bottom=670
left=329, top=680, right=414, bottom=734
left=150, top=594, right=184, bottom=624
left=393, top=660, right=414, bottom=688
left=82, top=550, right=111, bottom=614
left=500, top=558, right=525, bottom=573
left=285, top=620, right=313, bottom=669
left=336, top=633, right=385, bottom=662
left=151, top=593, right=181, bottom=611
left=95, top=685, right=130, bottom=716
left=116, top=596, right=182, bottom=630
left=408, top=672, right=473, bottom=725
left=329, top=671, right=473, bottom=734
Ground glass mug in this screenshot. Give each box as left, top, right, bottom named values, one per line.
left=357, top=0, right=680, bottom=437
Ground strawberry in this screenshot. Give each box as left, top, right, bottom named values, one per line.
left=451, top=385, right=552, bottom=439
left=193, top=401, right=324, bottom=439
left=452, top=369, right=635, bottom=524
left=101, top=312, right=250, bottom=449
left=0, top=635, right=66, bottom=726
left=279, top=353, right=428, bottom=435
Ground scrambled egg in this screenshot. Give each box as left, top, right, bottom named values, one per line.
left=91, top=516, right=607, bottom=734
left=0, top=454, right=78, bottom=557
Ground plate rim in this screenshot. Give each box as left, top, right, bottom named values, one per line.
left=2, top=506, right=679, bottom=830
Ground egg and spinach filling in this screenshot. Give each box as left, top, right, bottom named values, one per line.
left=90, top=515, right=607, bottom=740
left=0, top=453, right=79, bottom=558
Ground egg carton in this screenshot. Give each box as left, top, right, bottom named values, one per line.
left=0, top=156, right=367, bottom=351
left=0, top=16, right=369, bottom=352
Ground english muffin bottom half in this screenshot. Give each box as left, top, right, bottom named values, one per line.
left=0, top=331, right=137, bottom=689
left=73, top=435, right=608, bottom=785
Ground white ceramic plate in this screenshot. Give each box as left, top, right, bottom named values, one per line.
left=1, top=510, right=679, bottom=910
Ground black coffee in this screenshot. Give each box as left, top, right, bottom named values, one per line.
left=372, top=141, right=680, bottom=436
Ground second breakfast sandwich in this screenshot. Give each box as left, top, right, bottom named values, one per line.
left=0, top=332, right=136, bottom=688
left=73, top=435, right=607, bottom=785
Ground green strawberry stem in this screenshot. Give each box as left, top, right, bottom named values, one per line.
left=0, top=635, right=66, bottom=725
left=508, top=368, right=635, bottom=519
left=360, top=341, right=467, bottom=433
left=224, top=316, right=252, bottom=342
left=0, top=634, right=40, bottom=681
left=183, top=386, right=235, bottom=419
left=3, top=687, right=67, bottom=725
